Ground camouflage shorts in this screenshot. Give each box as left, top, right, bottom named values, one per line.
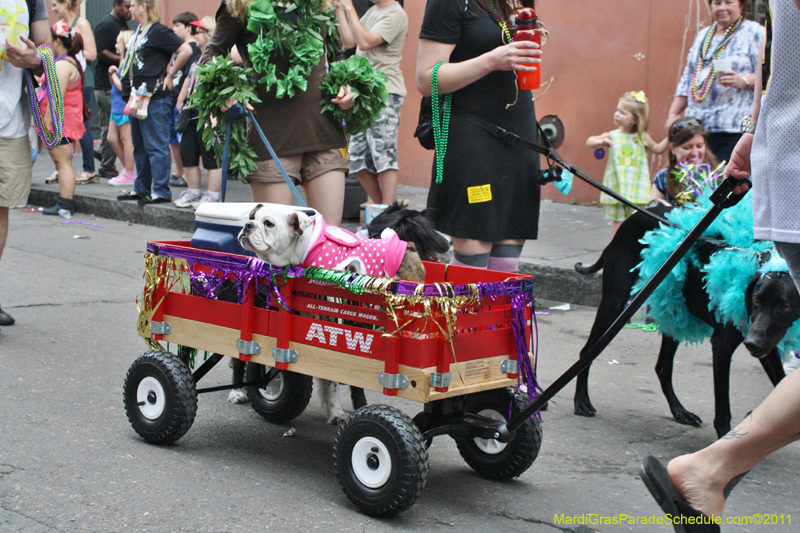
left=348, top=94, right=404, bottom=175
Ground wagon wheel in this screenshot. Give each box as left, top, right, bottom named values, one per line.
left=333, top=405, right=429, bottom=517
left=123, top=350, right=197, bottom=445
left=245, top=362, right=313, bottom=424
left=454, top=387, right=543, bottom=480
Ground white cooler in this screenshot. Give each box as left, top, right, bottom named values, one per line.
left=191, top=202, right=318, bottom=256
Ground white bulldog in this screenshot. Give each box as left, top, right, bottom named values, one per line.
left=238, top=204, right=317, bottom=267
left=234, top=203, right=425, bottom=423
left=238, top=203, right=425, bottom=281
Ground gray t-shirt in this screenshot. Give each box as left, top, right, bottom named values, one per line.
left=356, top=2, right=407, bottom=97
left=0, top=0, right=49, bottom=139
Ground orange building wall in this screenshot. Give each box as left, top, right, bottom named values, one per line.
left=162, top=0, right=712, bottom=205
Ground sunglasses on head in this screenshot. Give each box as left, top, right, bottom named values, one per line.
left=670, top=118, right=702, bottom=134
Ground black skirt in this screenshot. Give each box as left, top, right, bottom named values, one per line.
left=427, top=110, right=541, bottom=243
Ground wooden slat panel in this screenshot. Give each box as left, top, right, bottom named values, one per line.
left=160, top=316, right=518, bottom=403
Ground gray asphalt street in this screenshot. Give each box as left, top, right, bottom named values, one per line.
left=1, top=208, right=797, bottom=532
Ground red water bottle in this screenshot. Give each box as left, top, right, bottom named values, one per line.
left=513, top=7, right=541, bottom=90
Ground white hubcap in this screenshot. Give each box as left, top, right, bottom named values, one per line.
left=260, top=371, right=284, bottom=401
left=137, top=377, right=166, bottom=420
left=473, top=408, right=509, bottom=454
left=352, top=437, right=392, bottom=488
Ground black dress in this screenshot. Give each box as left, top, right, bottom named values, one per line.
left=420, top=0, right=541, bottom=242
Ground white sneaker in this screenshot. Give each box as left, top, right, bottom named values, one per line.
left=174, top=189, right=203, bottom=208
left=784, top=350, right=800, bottom=375
left=191, top=191, right=220, bottom=210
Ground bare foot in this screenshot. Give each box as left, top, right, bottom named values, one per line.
left=667, top=453, right=727, bottom=519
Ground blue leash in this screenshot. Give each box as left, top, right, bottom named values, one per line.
left=220, top=103, right=307, bottom=207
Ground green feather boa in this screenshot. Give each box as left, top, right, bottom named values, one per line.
left=632, top=193, right=800, bottom=359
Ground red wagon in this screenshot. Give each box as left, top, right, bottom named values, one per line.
left=124, top=240, right=542, bottom=516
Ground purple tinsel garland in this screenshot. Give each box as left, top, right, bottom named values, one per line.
left=147, top=242, right=540, bottom=396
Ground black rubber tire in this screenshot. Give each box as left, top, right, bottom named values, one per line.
left=245, top=363, right=313, bottom=424
left=454, top=387, right=543, bottom=480
left=333, top=405, right=429, bottom=517
left=123, top=350, right=197, bottom=445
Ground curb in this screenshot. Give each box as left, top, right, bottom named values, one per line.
left=28, top=186, right=602, bottom=307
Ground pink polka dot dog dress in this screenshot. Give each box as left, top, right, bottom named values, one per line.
left=300, top=216, right=408, bottom=278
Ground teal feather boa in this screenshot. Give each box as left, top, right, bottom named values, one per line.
left=632, top=193, right=800, bottom=359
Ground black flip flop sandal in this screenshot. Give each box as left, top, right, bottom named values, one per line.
left=639, top=456, right=720, bottom=533
left=117, top=191, right=146, bottom=201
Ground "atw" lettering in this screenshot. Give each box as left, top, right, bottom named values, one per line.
left=305, top=323, right=374, bottom=353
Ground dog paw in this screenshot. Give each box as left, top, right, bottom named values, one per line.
left=228, top=388, right=249, bottom=404
left=326, top=410, right=350, bottom=425
left=672, top=408, right=702, bottom=427
left=574, top=399, right=597, bottom=417
left=714, top=418, right=732, bottom=439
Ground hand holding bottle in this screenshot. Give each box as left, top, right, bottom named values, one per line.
left=513, top=8, right=541, bottom=90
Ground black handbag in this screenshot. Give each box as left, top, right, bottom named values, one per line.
left=413, top=96, right=435, bottom=150
left=175, top=107, right=191, bottom=133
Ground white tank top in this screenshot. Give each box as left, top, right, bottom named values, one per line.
left=751, top=0, right=800, bottom=244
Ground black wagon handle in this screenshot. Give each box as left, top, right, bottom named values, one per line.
left=498, top=176, right=751, bottom=438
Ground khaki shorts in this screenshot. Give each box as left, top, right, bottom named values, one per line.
left=0, top=136, right=33, bottom=208
left=247, top=148, right=348, bottom=185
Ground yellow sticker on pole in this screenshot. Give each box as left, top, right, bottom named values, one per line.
left=467, top=184, right=492, bottom=204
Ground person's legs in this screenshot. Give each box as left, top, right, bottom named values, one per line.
left=79, top=87, right=95, bottom=175
left=50, top=144, right=76, bottom=200
left=0, top=136, right=32, bottom=324
left=43, top=143, right=77, bottom=217
left=662, top=367, right=800, bottom=519
left=0, top=136, right=33, bottom=246
left=129, top=116, right=152, bottom=197
left=247, top=155, right=303, bottom=205
left=168, top=106, right=184, bottom=181
left=304, top=170, right=345, bottom=226
left=450, top=238, right=492, bottom=268
left=95, top=89, right=116, bottom=176
left=487, top=242, right=524, bottom=272
left=199, top=139, right=221, bottom=194
left=0, top=206, right=7, bottom=261
left=369, top=95, right=402, bottom=205
left=107, top=121, right=137, bottom=186
left=350, top=95, right=402, bottom=205
left=356, top=169, right=382, bottom=204
left=119, top=122, right=134, bottom=173
left=183, top=167, right=201, bottom=189
left=377, top=168, right=398, bottom=205
left=107, top=122, right=123, bottom=163
left=207, top=168, right=221, bottom=193
left=173, top=166, right=203, bottom=208
left=0, top=205, right=7, bottom=325
left=249, top=181, right=295, bottom=204
left=137, top=98, right=172, bottom=200
left=301, top=150, right=347, bottom=226
left=170, top=144, right=184, bottom=179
